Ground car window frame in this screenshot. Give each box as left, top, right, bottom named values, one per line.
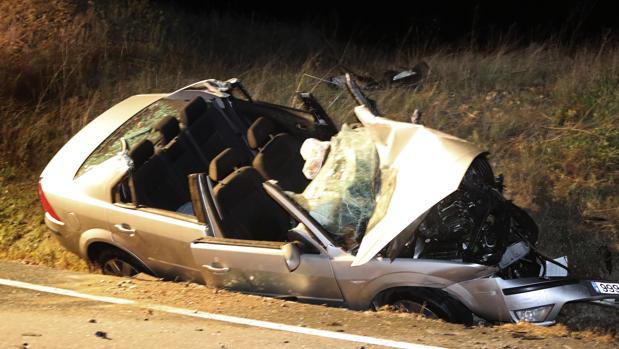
left=110, top=175, right=207, bottom=227
left=111, top=200, right=205, bottom=224
left=193, top=235, right=322, bottom=257
left=262, top=181, right=336, bottom=250
left=194, top=236, right=286, bottom=249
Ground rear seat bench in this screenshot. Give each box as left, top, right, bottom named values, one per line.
left=154, top=116, right=208, bottom=191
left=180, top=97, right=251, bottom=164
left=126, top=97, right=310, bottom=216
left=127, top=96, right=253, bottom=214
left=128, top=139, right=189, bottom=212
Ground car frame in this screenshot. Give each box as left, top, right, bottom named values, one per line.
left=40, top=77, right=619, bottom=325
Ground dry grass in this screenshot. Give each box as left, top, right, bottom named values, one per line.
left=0, top=0, right=617, bottom=328
left=500, top=321, right=617, bottom=344
left=0, top=168, right=87, bottom=270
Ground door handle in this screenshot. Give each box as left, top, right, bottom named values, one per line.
left=203, top=264, right=230, bottom=273
left=114, top=223, right=136, bottom=235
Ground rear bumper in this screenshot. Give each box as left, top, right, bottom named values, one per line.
left=446, top=277, right=619, bottom=325
left=44, top=212, right=75, bottom=253
left=44, top=212, right=64, bottom=235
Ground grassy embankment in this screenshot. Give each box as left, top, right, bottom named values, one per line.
left=1, top=1, right=617, bottom=287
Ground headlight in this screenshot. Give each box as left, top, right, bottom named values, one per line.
left=514, top=305, right=553, bottom=323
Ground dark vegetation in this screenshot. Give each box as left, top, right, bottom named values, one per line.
left=0, top=0, right=617, bottom=333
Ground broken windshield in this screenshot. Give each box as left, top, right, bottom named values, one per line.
left=290, top=125, right=395, bottom=251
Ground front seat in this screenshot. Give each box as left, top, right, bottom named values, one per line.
left=247, top=117, right=308, bottom=192
left=209, top=147, right=290, bottom=241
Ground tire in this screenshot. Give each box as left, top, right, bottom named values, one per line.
left=96, top=248, right=147, bottom=277
left=383, top=288, right=473, bottom=324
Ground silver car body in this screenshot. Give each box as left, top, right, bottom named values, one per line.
left=351, top=105, right=484, bottom=266
left=41, top=79, right=619, bottom=325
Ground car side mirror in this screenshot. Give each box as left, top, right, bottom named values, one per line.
left=281, top=242, right=301, bottom=272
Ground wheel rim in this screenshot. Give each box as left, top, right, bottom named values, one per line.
left=102, top=258, right=139, bottom=277
left=392, top=299, right=439, bottom=319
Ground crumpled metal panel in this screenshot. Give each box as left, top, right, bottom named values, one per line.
left=352, top=106, right=484, bottom=266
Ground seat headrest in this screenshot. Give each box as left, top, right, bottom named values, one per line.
left=247, top=117, right=276, bottom=149
left=129, top=139, right=154, bottom=169
left=154, top=116, right=180, bottom=145
left=209, top=148, right=245, bottom=181
left=181, top=97, right=208, bottom=126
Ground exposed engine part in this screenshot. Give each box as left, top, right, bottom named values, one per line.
left=499, top=241, right=530, bottom=269
left=395, top=156, right=542, bottom=278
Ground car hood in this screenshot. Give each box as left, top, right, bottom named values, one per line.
left=351, top=106, right=484, bottom=266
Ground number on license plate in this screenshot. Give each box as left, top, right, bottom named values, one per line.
left=592, top=281, right=619, bottom=294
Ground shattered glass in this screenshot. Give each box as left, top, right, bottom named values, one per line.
left=291, top=125, right=395, bottom=251
left=76, top=98, right=187, bottom=177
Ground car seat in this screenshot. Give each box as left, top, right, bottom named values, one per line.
left=247, top=117, right=308, bottom=192
left=209, top=147, right=290, bottom=241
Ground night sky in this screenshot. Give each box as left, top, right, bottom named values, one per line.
left=166, top=0, right=618, bottom=47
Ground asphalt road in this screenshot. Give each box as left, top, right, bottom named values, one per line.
left=0, top=286, right=370, bottom=349
left=0, top=260, right=616, bottom=349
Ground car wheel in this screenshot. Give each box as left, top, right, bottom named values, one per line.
left=391, top=299, right=440, bottom=319
left=96, top=248, right=145, bottom=277
left=383, top=288, right=473, bottom=324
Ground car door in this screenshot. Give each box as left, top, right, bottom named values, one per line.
left=106, top=204, right=207, bottom=281
left=190, top=236, right=344, bottom=303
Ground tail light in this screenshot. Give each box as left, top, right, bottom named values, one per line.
left=38, top=178, right=62, bottom=222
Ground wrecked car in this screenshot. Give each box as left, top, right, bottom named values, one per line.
left=39, top=76, right=619, bottom=325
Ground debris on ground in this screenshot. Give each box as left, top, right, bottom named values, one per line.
left=132, top=273, right=163, bottom=282
left=95, top=331, right=110, bottom=340
left=326, top=62, right=430, bottom=91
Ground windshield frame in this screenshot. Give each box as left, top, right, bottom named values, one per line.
left=263, top=181, right=336, bottom=250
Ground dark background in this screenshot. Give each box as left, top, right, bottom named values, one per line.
left=163, top=0, right=618, bottom=48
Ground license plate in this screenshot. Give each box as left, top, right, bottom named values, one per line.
left=591, top=281, right=619, bottom=294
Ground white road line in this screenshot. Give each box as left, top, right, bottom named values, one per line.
left=0, top=278, right=443, bottom=349
left=0, top=278, right=134, bottom=305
